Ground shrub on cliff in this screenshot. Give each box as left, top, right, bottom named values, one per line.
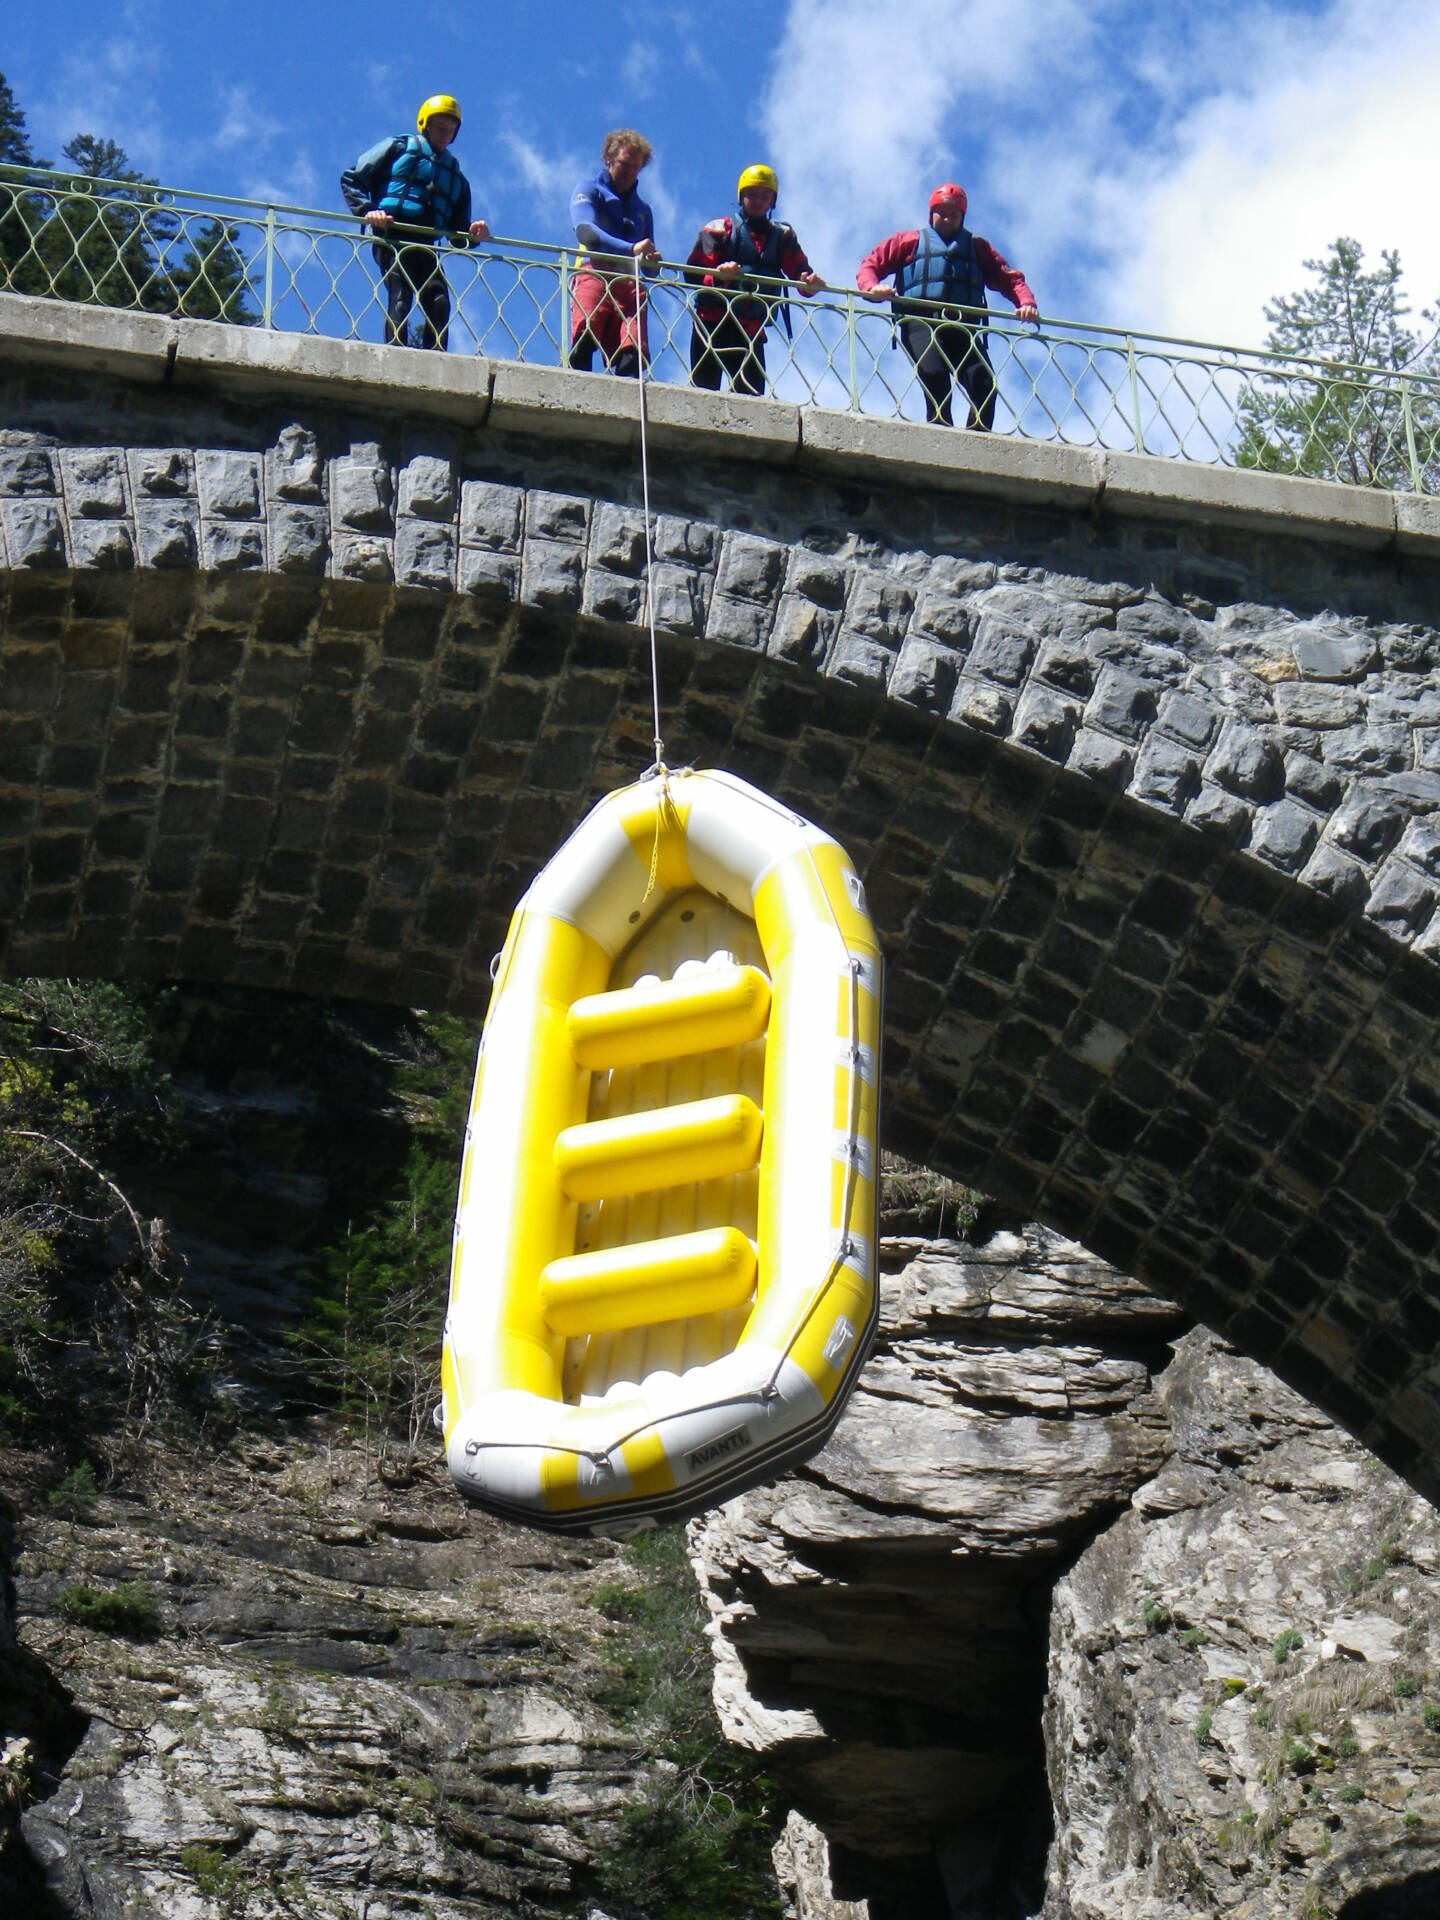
left=0, top=980, right=199, bottom=1453
left=295, top=1012, right=472, bottom=1476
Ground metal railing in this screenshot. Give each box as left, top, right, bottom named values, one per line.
left=4, top=163, right=1440, bottom=494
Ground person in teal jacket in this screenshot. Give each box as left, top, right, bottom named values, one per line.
left=342, top=93, right=490, bottom=350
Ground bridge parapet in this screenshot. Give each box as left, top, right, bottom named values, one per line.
left=6, top=292, right=1440, bottom=1504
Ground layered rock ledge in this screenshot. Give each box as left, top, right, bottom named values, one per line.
left=692, top=1228, right=1440, bottom=1919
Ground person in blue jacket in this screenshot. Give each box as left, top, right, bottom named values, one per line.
left=342, top=94, right=490, bottom=350
left=568, top=129, right=661, bottom=377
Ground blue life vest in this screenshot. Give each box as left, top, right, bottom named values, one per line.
left=572, top=169, right=654, bottom=259
left=895, top=224, right=986, bottom=318
left=377, top=136, right=464, bottom=233
left=729, top=213, right=789, bottom=324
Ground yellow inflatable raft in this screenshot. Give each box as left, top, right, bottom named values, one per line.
left=441, top=767, right=882, bottom=1533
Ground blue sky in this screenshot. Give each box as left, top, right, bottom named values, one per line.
left=5, top=0, right=1439, bottom=349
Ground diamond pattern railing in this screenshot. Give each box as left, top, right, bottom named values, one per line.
left=5, top=163, right=1440, bottom=493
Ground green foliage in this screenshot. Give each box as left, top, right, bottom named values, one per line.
left=1194, top=1707, right=1214, bottom=1746
left=1280, top=1732, right=1318, bottom=1776
left=1394, top=1674, right=1421, bottom=1698
left=1141, top=1596, right=1172, bottom=1634
left=1339, top=1783, right=1364, bottom=1804
left=1272, top=1627, right=1305, bottom=1665
left=879, top=1153, right=984, bottom=1238
left=1360, top=1542, right=1404, bottom=1585
left=296, top=1013, right=472, bottom=1470
left=1180, top=1627, right=1207, bottom=1650
left=170, top=218, right=259, bottom=323
left=591, top=1527, right=782, bottom=1920
left=46, top=1462, right=100, bottom=1519
left=179, top=1843, right=245, bottom=1900
left=1421, top=1703, right=1440, bottom=1733
left=0, top=70, right=42, bottom=287
left=1236, top=237, right=1440, bottom=491
left=1337, top=1731, right=1360, bottom=1759
left=57, top=1579, right=159, bottom=1638
left=0, top=71, right=255, bottom=321
left=0, top=979, right=196, bottom=1447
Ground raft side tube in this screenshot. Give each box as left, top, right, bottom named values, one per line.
left=442, top=768, right=882, bottom=1532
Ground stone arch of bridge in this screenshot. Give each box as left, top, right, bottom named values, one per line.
left=3, top=290, right=1440, bottom=1504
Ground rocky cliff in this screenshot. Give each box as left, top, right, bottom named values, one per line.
left=691, top=1231, right=1440, bottom=1919
left=2, top=991, right=1438, bottom=1918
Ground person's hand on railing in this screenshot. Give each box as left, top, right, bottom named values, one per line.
left=1016, top=302, right=1039, bottom=324
left=711, top=259, right=743, bottom=282
left=363, top=210, right=395, bottom=233
left=633, top=238, right=661, bottom=264
left=796, top=271, right=825, bottom=298
left=860, top=281, right=894, bottom=302
left=468, top=218, right=491, bottom=243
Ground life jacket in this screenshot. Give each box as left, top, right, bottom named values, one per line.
left=894, top=224, right=986, bottom=318
left=695, top=214, right=793, bottom=332
left=375, top=135, right=464, bottom=234
left=731, top=213, right=790, bottom=323
left=573, top=169, right=652, bottom=266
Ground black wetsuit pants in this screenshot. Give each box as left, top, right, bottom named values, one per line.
left=373, top=242, right=450, bottom=350
left=899, top=317, right=996, bottom=429
left=690, top=310, right=767, bottom=397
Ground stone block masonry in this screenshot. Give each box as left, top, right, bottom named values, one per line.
left=5, top=292, right=1440, bottom=1507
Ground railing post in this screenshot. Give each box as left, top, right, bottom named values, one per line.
left=1125, top=335, right=1145, bottom=455
left=558, top=253, right=570, bottom=369
left=846, top=291, right=860, bottom=412
left=261, top=206, right=276, bottom=330
left=1402, top=375, right=1424, bottom=495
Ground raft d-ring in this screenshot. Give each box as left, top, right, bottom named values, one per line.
left=490, top=951, right=503, bottom=981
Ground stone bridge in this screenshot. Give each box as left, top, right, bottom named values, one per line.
left=5, top=290, right=1440, bottom=1503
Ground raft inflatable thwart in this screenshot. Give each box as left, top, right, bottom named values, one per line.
left=441, top=768, right=883, bottom=1533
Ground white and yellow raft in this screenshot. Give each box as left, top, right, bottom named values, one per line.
left=441, top=767, right=883, bottom=1533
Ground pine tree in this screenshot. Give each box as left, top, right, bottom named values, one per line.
left=0, top=69, right=35, bottom=166
left=1236, top=237, right=1440, bottom=492
left=170, top=216, right=259, bottom=324
left=0, top=75, right=257, bottom=326
left=0, top=68, right=46, bottom=290
left=39, top=133, right=179, bottom=312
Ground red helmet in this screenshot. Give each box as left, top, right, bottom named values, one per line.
left=929, top=182, right=968, bottom=216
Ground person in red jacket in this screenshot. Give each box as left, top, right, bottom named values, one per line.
left=685, top=164, right=824, bottom=396
left=858, top=183, right=1038, bottom=429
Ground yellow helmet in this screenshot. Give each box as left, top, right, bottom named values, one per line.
left=417, top=94, right=462, bottom=135
left=737, top=164, right=778, bottom=201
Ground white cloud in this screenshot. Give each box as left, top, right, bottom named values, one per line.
left=761, top=0, right=1440, bottom=363
left=34, top=37, right=167, bottom=173
left=248, top=157, right=322, bottom=214
left=498, top=126, right=588, bottom=207
left=213, top=85, right=286, bottom=155
left=1082, top=1, right=1440, bottom=349
left=623, top=45, right=664, bottom=98
left=639, top=163, right=682, bottom=254
left=760, top=0, right=1096, bottom=287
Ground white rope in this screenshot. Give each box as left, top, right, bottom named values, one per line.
left=634, top=251, right=665, bottom=772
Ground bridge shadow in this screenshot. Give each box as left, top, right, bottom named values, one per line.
left=1338, top=1869, right=1440, bottom=1917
